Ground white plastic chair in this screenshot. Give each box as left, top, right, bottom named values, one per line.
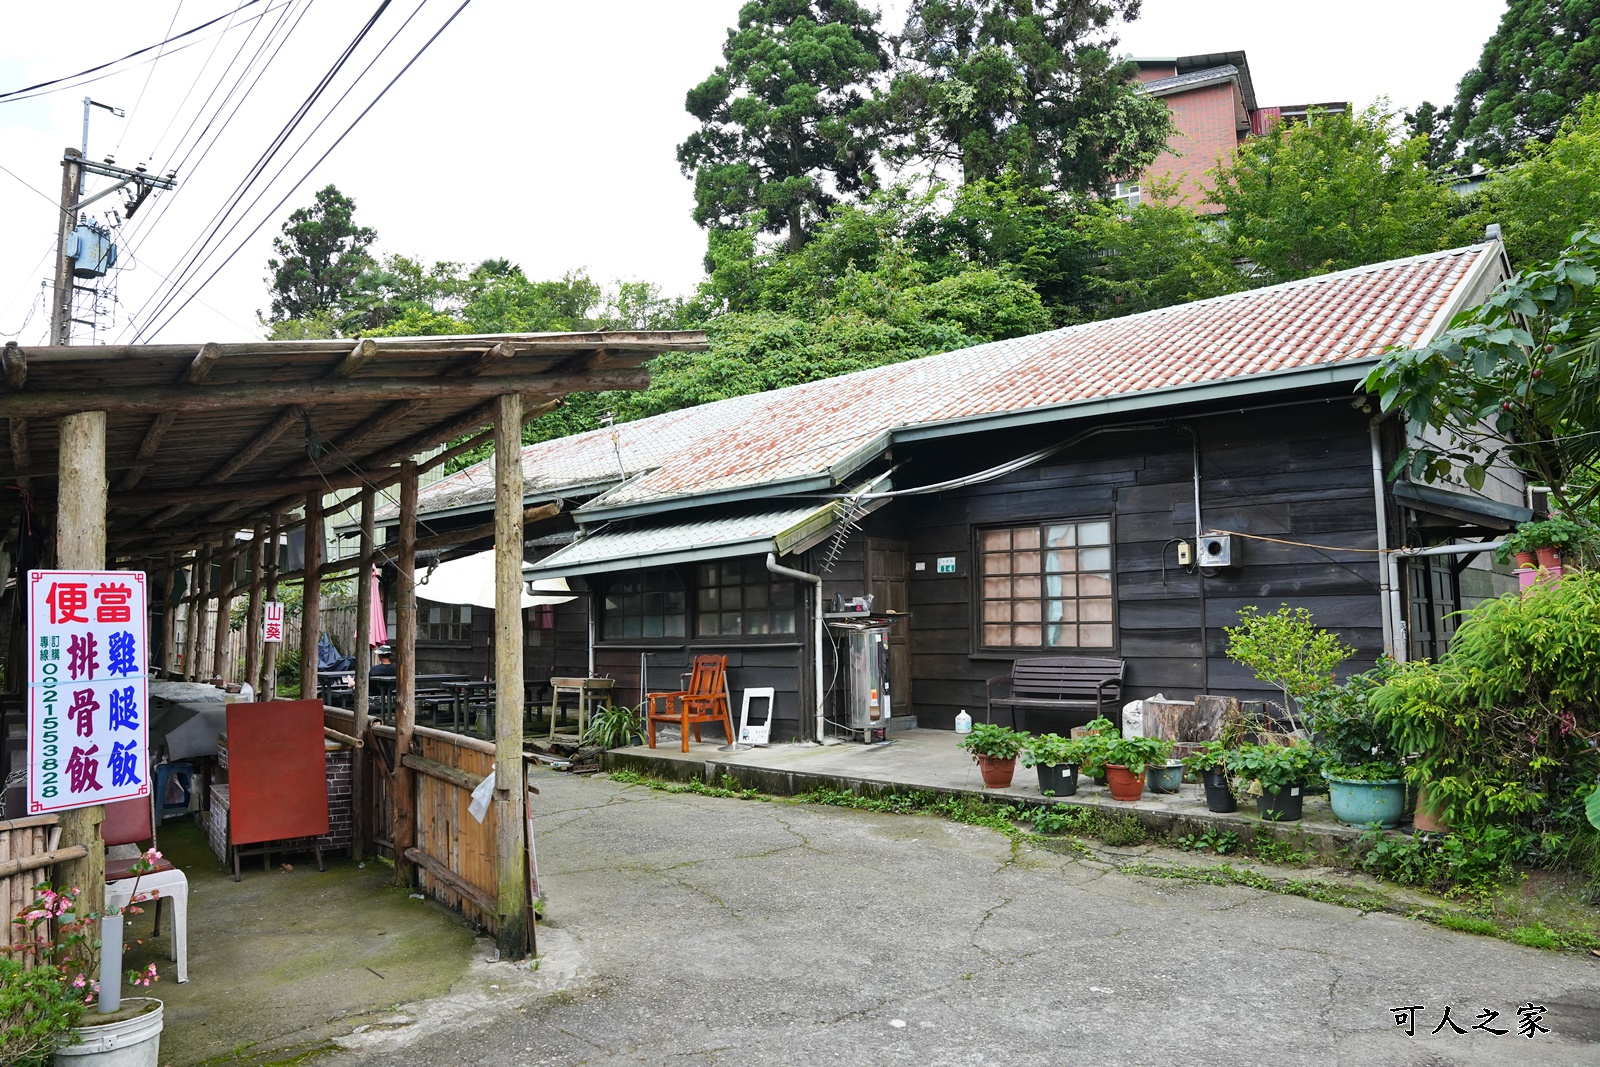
left=102, top=794, right=189, bottom=983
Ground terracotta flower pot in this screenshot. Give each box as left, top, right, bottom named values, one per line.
left=1413, top=784, right=1451, bottom=833
left=1104, top=764, right=1146, bottom=802
left=975, top=754, right=1017, bottom=789
left=1514, top=550, right=1538, bottom=569
left=1536, top=545, right=1562, bottom=569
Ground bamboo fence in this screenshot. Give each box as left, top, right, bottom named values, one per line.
left=0, top=814, right=72, bottom=968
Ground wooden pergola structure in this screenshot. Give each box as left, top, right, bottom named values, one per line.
left=0, top=330, right=705, bottom=958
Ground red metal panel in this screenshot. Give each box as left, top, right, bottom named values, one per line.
left=225, top=700, right=329, bottom=845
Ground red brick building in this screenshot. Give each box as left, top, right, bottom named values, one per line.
left=1127, top=51, right=1347, bottom=213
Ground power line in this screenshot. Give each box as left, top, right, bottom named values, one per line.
left=139, top=0, right=475, bottom=341
left=122, top=0, right=313, bottom=251
left=0, top=160, right=63, bottom=212
left=128, top=0, right=400, bottom=337
left=0, top=1, right=269, bottom=101
left=144, top=0, right=438, bottom=328
left=116, top=0, right=187, bottom=155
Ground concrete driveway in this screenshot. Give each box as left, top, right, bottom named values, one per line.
left=330, top=769, right=1600, bottom=1067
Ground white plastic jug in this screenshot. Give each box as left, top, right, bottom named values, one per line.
left=954, top=709, right=972, bottom=734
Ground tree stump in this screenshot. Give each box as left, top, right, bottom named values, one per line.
left=1192, top=695, right=1237, bottom=741
left=1142, top=698, right=1197, bottom=741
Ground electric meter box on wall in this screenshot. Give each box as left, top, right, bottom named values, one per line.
left=1198, top=532, right=1236, bottom=568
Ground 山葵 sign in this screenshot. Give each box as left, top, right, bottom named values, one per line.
left=263, top=601, right=284, bottom=644
left=27, top=570, right=150, bottom=814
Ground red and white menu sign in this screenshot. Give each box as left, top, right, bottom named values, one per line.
left=27, top=570, right=150, bottom=813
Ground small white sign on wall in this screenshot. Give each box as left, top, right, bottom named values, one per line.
left=936, top=556, right=957, bottom=574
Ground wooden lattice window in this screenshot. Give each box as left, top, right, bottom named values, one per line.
left=979, top=520, right=1114, bottom=649
left=602, top=570, right=687, bottom=640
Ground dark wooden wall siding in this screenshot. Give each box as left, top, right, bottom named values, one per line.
left=895, top=402, right=1386, bottom=730
left=591, top=642, right=808, bottom=743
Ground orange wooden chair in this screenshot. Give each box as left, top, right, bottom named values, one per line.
left=647, top=654, right=734, bottom=752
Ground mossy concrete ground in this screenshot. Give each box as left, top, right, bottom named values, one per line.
left=118, top=819, right=479, bottom=1066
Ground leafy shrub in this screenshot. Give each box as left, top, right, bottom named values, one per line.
left=1224, top=604, right=1354, bottom=728
left=1019, top=732, right=1081, bottom=769
left=958, top=722, right=1026, bottom=760
left=1370, top=572, right=1600, bottom=865
left=583, top=703, right=643, bottom=749
left=1358, top=825, right=1518, bottom=895
left=1306, top=662, right=1404, bottom=780
left=276, top=647, right=302, bottom=694
left=1224, top=741, right=1318, bottom=795
left=0, top=960, right=84, bottom=1066
left=1102, top=734, right=1174, bottom=775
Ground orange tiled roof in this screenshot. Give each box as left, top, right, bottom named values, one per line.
left=410, top=242, right=1502, bottom=521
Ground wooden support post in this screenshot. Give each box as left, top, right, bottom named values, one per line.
left=262, top=514, right=281, bottom=699
left=53, top=410, right=107, bottom=896
left=300, top=494, right=322, bottom=701
left=493, top=394, right=529, bottom=959
left=392, top=462, right=418, bottom=888
left=160, top=552, right=177, bottom=677
left=211, top=537, right=234, bottom=681
left=352, top=487, right=375, bottom=861
left=184, top=546, right=209, bottom=681
left=244, top=524, right=265, bottom=696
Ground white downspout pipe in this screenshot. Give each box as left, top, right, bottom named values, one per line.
left=767, top=552, right=824, bottom=743
left=1370, top=422, right=1398, bottom=660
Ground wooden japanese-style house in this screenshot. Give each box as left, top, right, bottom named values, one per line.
left=404, top=239, right=1531, bottom=741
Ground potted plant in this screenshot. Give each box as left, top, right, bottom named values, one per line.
left=1181, top=740, right=1237, bottom=812
left=1102, top=735, right=1175, bottom=802
left=1020, top=733, right=1083, bottom=796
left=959, top=722, right=1027, bottom=789
left=1225, top=741, right=1317, bottom=821
left=10, top=852, right=166, bottom=1066
left=1494, top=516, right=1595, bottom=570
left=1073, top=717, right=1120, bottom=785
left=0, top=958, right=85, bottom=1067
left=1224, top=604, right=1354, bottom=733
left=1306, top=664, right=1406, bottom=828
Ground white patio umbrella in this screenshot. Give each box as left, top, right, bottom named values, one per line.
left=415, top=549, right=575, bottom=610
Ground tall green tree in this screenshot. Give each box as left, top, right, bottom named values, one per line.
left=1442, top=0, right=1600, bottom=167
left=880, top=0, right=1170, bottom=192
left=1208, top=104, right=1461, bottom=284
left=677, top=0, right=887, bottom=251
left=1467, top=94, right=1600, bottom=266
left=1363, top=229, right=1600, bottom=513
left=263, top=185, right=377, bottom=324
left=1076, top=185, right=1240, bottom=320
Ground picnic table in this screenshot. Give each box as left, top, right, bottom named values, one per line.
left=437, top=680, right=495, bottom=736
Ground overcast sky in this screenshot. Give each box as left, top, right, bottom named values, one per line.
left=0, top=0, right=1509, bottom=345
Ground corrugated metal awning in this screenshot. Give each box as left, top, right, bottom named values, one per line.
left=522, top=504, right=837, bottom=578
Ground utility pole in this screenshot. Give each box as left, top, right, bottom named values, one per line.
left=49, top=148, right=84, bottom=345
left=48, top=102, right=175, bottom=346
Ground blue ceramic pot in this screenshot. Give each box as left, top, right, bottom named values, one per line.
left=1324, top=774, right=1405, bottom=829
left=1146, top=763, right=1184, bottom=793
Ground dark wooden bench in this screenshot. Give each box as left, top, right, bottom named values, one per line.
left=986, top=656, right=1125, bottom=732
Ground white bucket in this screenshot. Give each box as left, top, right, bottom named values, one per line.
left=55, top=998, right=163, bottom=1067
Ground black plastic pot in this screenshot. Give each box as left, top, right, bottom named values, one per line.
left=1035, top=762, right=1079, bottom=797
left=1203, top=768, right=1237, bottom=813
left=1257, top=785, right=1304, bottom=822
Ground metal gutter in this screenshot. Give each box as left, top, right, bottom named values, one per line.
left=574, top=472, right=841, bottom=522
left=891, top=361, right=1375, bottom=445
left=767, top=553, right=825, bottom=744
left=522, top=533, right=784, bottom=578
